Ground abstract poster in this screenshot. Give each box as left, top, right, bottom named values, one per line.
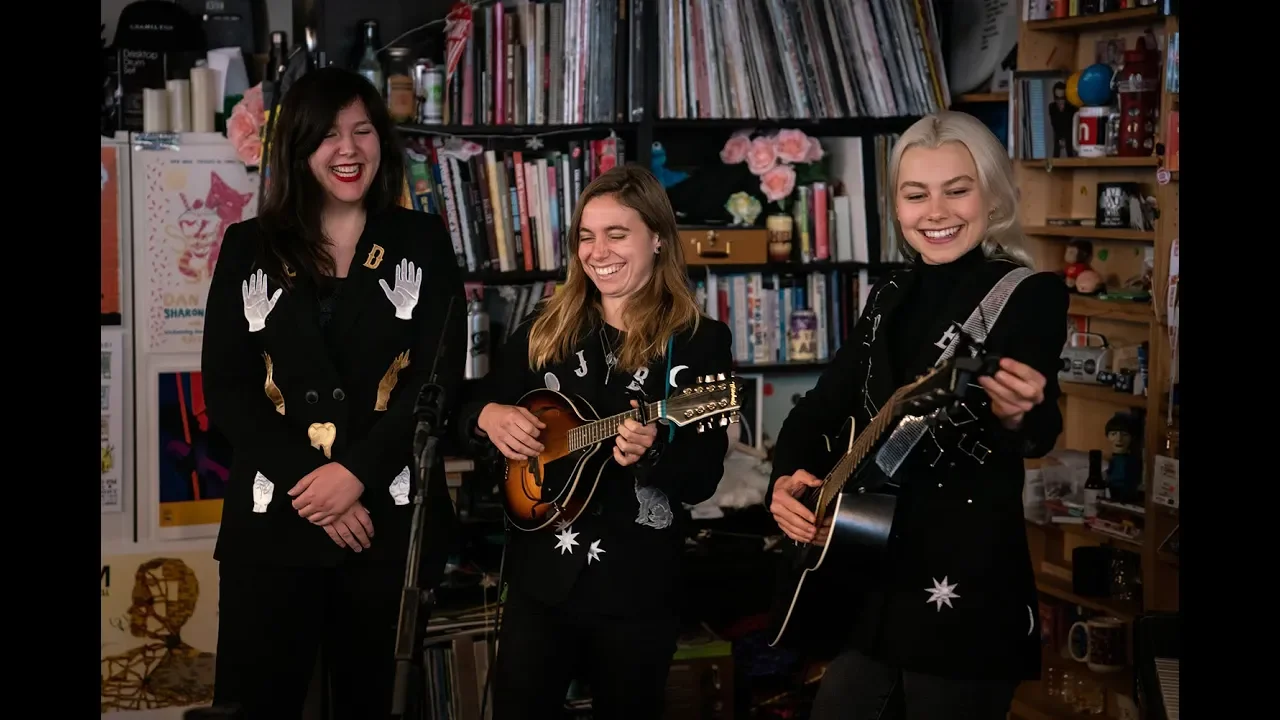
left=156, top=370, right=231, bottom=529
left=102, top=144, right=123, bottom=323
left=101, top=548, right=218, bottom=715
left=135, top=142, right=259, bottom=354
left=102, top=329, right=126, bottom=514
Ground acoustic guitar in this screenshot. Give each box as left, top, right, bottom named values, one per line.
left=766, top=348, right=1002, bottom=651
left=501, top=373, right=742, bottom=531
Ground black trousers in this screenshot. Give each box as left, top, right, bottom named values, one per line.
left=491, top=589, right=679, bottom=720
left=810, top=648, right=1018, bottom=720
left=212, top=559, right=401, bottom=720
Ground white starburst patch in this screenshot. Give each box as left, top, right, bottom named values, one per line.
left=554, top=517, right=573, bottom=532
left=924, top=576, right=961, bottom=611
left=586, top=539, right=606, bottom=564
left=553, top=526, right=579, bottom=555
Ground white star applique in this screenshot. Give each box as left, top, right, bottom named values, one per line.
left=553, top=526, right=580, bottom=555
left=525, top=136, right=545, bottom=150
left=555, top=517, right=573, bottom=532
left=587, top=540, right=606, bottom=564
left=924, top=576, right=961, bottom=611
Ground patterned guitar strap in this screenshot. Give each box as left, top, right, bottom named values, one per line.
left=874, top=267, right=1035, bottom=478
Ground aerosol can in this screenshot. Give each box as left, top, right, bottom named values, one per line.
left=465, top=297, right=490, bottom=379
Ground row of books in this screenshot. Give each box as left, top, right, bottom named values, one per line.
left=872, top=133, right=909, bottom=263
left=696, top=267, right=874, bottom=366
left=441, top=0, right=639, bottom=127
left=402, top=135, right=626, bottom=273
left=659, top=0, right=949, bottom=120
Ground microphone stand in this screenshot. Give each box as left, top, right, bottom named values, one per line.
left=391, top=298, right=457, bottom=719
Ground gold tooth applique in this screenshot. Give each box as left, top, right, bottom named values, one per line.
left=308, top=422, right=337, bottom=459
left=375, top=349, right=411, bottom=411
left=263, top=353, right=285, bottom=415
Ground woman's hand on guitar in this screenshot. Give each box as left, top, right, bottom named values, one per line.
left=978, top=357, right=1046, bottom=430
left=614, top=400, right=658, bottom=467
left=771, top=470, right=822, bottom=543
left=477, top=403, right=546, bottom=460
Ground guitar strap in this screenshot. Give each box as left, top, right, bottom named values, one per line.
left=873, top=266, right=1036, bottom=479
left=664, top=335, right=675, bottom=442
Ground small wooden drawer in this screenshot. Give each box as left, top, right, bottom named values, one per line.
left=678, top=226, right=768, bottom=265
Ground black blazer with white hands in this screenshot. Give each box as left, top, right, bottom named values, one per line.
left=201, top=208, right=465, bottom=582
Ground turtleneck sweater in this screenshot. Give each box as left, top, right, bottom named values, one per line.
left=888, top=246, right=988, bottom=388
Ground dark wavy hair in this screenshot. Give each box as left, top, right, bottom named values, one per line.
left=257, top=67, right=404, bottom=287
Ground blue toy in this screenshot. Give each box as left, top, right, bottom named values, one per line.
left=650, top=141, right=689, bottom=188
left=1077, top=63, right=1115, bottom=106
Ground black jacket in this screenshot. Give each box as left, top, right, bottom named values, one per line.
left=201, top=208, right=465, bottom=587
left=461, top=313, right=734, bottom=616
left=768, top=250, right=1068, bottom=683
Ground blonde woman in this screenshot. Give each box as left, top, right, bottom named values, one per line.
left=462, top=164, right=733, bottom=720
left=768, top=111, right=1067, bottom=719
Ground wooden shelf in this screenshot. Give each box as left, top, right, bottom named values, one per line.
left=736, top=361, right=829, bottom=374
left=463, top=269, right=563, bottom=284
left=954, top=91, right=1009, bottom=104
left=1020, top=156, right=1159, bottom=169
left=688, top=261, right=908, bottom=275
left=1024, top=226, right=1155, bottom=242
left=652, top=116, right=922, bottom=135
left=1060, top=382, right=1148, bottom=409
left=1026, top=6, right=1163, bottom=32
left=1067, top=295, right=1152, bottom=323
left=1034, top=574, right=1139, bottom=621
left=399, top=122, right=632, bottom=137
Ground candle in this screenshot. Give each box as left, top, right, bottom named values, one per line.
left=166, top=79, right=191, bottom=132
left=190, top=67, right=216, bottom=133
left=143, top=89, right=169, bottom=133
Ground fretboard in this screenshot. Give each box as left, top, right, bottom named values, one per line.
left=568, top=401, right=665, bottom=452
left=809, top=388, right=913, bottom=514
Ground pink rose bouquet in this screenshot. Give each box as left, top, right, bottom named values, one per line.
left=227, top=83, right=266, bottom=167
left=720, top=128, right=826, bottom=212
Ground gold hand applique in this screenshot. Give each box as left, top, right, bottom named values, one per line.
left=263, top=353, right=285, bottom=415
left=308, top=422, right=337, bottom=459
left=375, top=350, right=412, bottom=411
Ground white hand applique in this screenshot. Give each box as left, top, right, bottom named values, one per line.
left=379, top=258, right=423, bottom=320
left=252, top=471, right=275, bottom=513
left=389, top=466, right=411, bottom=506
left=242, top=269, right=283, bottom=333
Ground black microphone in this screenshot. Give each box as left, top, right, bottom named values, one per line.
left=413, top=382, right=446, bottom=459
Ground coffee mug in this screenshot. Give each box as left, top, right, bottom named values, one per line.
left=1072, top=106, right=1119, bottom=158
left=1068, top=616, right=1126, bottom=673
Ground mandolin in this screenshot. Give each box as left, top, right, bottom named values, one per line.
left=767, top=348, right=1002, bottom=652
left=501, top=373, right=741, bottom=531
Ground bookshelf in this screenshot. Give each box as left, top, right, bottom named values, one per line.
left=1011, top=3, right=1179, bottom=719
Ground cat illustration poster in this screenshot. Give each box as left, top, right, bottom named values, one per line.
left=134, top=142, right=259, bottom=355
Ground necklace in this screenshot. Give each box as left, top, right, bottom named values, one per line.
left=599, top=327, right=619, bottom=386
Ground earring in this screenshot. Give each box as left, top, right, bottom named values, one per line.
left=654, top=245, right=661, bottom=254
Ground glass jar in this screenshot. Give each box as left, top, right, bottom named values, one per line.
left=385, top=47, right=416, bottom=123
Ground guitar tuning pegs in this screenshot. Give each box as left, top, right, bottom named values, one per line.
left=718, top=416, right=728, bottom=427
left=729, top=412, right=740, bottom=424
left=716, top=372, right=726, bottom=381
left=696, top=422, right=706, bottom=433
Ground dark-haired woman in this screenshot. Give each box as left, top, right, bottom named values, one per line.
left=460, top=165, right=732, bottom=719
left=201, top=67, right=465, bottom=718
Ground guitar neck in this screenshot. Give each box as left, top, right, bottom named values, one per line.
left=569, top=401, right=665, bottom=452
left=822, top=391, right=912, bottom=498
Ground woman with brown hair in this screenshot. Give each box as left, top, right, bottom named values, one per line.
left=461, top=164, right=733, bottom=719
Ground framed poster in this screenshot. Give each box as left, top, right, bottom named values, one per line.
left=102, top=329, right=129, bottom=515
left=102, top=139, right=131, bottom=326
left=101, top=543, right=219, bottom=717
left=142, top=355, right=231, bottom=541
left=131, top=134, right=259, bottom=356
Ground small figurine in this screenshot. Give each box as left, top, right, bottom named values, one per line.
left=1063, top=239, right=1093, bottom=290
left=1104, top=412, right=1143, bottom=503
left=725, top=191, right=763, bottom=226
left=649, top=142, right=689, bottom=189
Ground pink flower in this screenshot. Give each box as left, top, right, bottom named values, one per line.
left=774, top=129, right=810, bottom=163
left=227, top=105, right=262, bottom=166
left=746, top=137, right=778, bottom=175
left=804, top=136, right=825, bottom=163
left=240, top=83, right=265, bottom=123
left=720, top=134, right=751, bottom=164
left=759, top=164, right=796, bottom=203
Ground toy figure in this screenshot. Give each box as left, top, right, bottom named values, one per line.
left=1063, top=239, right=1093, bottom=290
left=1104, top=412, right=1143, bottom=503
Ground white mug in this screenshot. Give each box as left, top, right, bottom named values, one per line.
left=1068, top=616, right=1126, bottom=673
left=1072, top=106, right=1117, bottom=158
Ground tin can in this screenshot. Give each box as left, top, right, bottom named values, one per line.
left=465, top=299, right=490, bottom=379
left=788, top=309, right=818, bottom=362
left=417, top=63, right=444, bottom=125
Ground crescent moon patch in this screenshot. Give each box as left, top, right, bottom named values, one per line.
left=668, top=364, right=689, bottom=387
left=1026, top=605, right=1035, bottom=636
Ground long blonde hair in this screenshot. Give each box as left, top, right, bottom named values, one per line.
left=889, top=111, right=1035, bottom=268
left=527, top=164, right=701, bottom=372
